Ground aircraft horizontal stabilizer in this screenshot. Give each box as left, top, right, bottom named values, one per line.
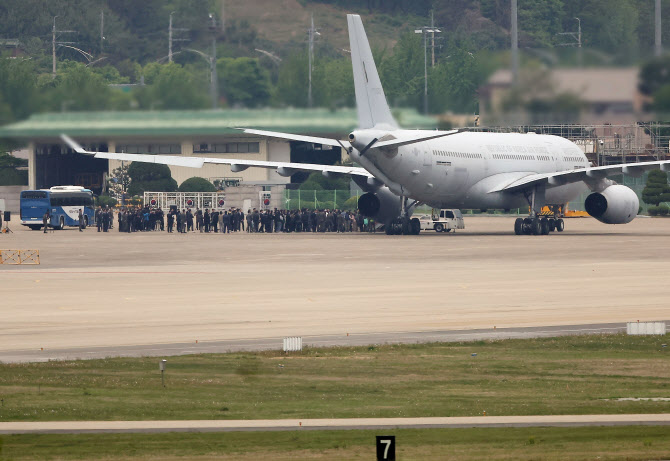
left=238, top=128, right=343, bottom=147
left=373, top=130, right=463, bottom=150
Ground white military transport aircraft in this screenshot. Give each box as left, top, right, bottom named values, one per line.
left=63, top=14, right=669, bottom=236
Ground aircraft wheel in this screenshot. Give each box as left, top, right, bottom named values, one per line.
left=523, top=217, right=533, bottom=235
left=434, top=223, right=444, bottom=233
left=58, top=216, right=65, bottom=230
left=531, top=218, right=542, bottom=235
left=540, top=218, right=550, bottom=235
left=83, top=215, right=88, bottom=229
left=556, top=218, right=565, bottom=232
left=410, top=218, right=421, bottom=235
left=514, top=217, right=524, bottom=235
left=548, top=218, right=556, bottom=232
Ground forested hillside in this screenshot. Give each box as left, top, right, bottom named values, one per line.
left=0, top=0, right=669, bottom=129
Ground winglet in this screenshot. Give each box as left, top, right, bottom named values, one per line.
left=60, top=134, right=88, bottom=154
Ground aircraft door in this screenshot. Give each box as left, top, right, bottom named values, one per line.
left=423, top=149, right=432, bottom=167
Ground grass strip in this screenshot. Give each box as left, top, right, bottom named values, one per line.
left=1, top=426, right=669, bottom=460
left=0, top=334, right=668, bottom=422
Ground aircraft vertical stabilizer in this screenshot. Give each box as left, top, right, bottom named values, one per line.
left=347, top=14, right=398, bottom=130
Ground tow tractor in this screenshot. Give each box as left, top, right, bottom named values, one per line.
left=417, top=209, right=465, bottom=233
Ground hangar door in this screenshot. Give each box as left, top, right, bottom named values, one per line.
left=36, top=142, right=109, bottom=194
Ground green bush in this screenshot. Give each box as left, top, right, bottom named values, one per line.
left=178, top=177, right=217, bottom=192
left=648, top=205, right=660, bottom=216
left=96, top=195, right=118, bottom=208
left=0, top=168, right=28, bottom=185
left=658, top=204, right=670, bottom=216
left=343, top=196, right=359, bottom=210
left=127, top=163, right=177, bottom=196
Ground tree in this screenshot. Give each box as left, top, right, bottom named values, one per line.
left=136, top=62, right=208, bottom=110
left=178, top=177, right=217, bottom=192
left=217, top=57, right=271, bottom=107
left=107, top=163, right=130, bottom=201
left=0, top=58, right=39, bottom=124
left=378, top=31, right=424, bottom=110
left=642, top=169, right=670, bottom=206
left=126, top=162, right=177, bottom=196
left=639, top=56, right=670, bottom=98
left=0, top=151, right=28, bottom=185
left=44, top=61, right=116, bottom=111
left=312, top=57, right=354, bottom=109
left=299, top=171, right=349, bottom=191
left=275, top=53, right=309, bottom=107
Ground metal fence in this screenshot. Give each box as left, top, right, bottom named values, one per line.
left=143, top=192, right=226, bottom=210
left=283, top=190, right=360, bottom=210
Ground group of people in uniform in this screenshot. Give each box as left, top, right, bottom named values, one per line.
left=66, top=206, right=377, bottom=234
left=245, top=208, right=373, bottom=233
left=166, top=208, right=245, bottom=233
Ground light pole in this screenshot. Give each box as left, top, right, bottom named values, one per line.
left=576, top=17, right=582, bottom=67
left=415, top=26, right=441, bottom=114
left=208, top=13, right=219, bottom=109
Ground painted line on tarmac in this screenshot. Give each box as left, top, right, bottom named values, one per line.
left=1, top=271, right=210, bottom=274
left=1, top=415, right=669, bottom=434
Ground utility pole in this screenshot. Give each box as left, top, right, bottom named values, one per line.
left=511, top=0, right=518, bottom=86
left=431, top=10, right=436, bottom=67
left=52, top=16, right=76, bottom=79
left=307, top=14, right=317, bottom=108
left=557, top=17, right=582, bottom=66
left=100, top=10, right=104, bottom=55
left=415, top=24, right=441, bottom=114
left=168, top=12, right=189, bottom=63
left=209, top=13, right=218, bottom=109
left=169, top=12, right=173, bottom=62
left=655, top=0, right=662, bottom=57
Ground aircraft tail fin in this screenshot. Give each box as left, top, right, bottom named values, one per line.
left=347, top=14, right=398, bottom=130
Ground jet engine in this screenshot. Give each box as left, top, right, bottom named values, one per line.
left=357, top=187, right=403, bottom=224
left=584, top=184, right=639, bottom=224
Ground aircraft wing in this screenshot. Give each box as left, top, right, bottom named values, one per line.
left=61, top=134, right=372, bottom=178
left=489, top=160, right=670, bottom=193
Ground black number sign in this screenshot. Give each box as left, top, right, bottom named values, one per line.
left=376, top=435, right=396, bottom=461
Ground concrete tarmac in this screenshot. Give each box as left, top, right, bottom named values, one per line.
left=1, top=216, right=669, bottom=363
left=1, top=414, right=669, bottom=434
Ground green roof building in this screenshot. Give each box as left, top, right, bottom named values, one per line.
left=0, top=108, right=435, bottom=192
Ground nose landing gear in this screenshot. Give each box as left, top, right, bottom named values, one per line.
left=386, top=195, right=421, bottom=235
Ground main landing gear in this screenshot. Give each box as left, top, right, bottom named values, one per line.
left=513, top=215, right=564, bottom=235
left=513, top=186, right=565, bottom=236
left=386, top=195, right=421, bottom=235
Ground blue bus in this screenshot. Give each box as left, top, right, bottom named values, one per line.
left=20, top=186, right=95, bottom=230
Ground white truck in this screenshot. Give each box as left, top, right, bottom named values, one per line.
left=417, top=209, right=465, bottom=233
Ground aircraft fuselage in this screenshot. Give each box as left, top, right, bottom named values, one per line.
left=354, top=130, right=589, bottom=210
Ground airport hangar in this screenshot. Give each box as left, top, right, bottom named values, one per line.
left=0, top=108, right=435, bottom=195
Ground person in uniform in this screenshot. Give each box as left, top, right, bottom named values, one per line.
left=166, top=210, right=173, bottom=233
left=42, top=210, right=50, bottom=233
left=78, top=209, right=84, bottom=232
left=95, top=207, right=102, bottom=232
left=211, top=209, right=219, bottom=233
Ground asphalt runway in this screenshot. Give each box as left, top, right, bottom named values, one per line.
left=1, top=216, right=669, bottom=363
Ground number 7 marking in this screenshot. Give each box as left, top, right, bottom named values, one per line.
left=380, top=439, right=392, bottom=459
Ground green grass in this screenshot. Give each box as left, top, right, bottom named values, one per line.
left=0, top=334, right=668, bottom=422
left=2, top=426, right=670, bottom=460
